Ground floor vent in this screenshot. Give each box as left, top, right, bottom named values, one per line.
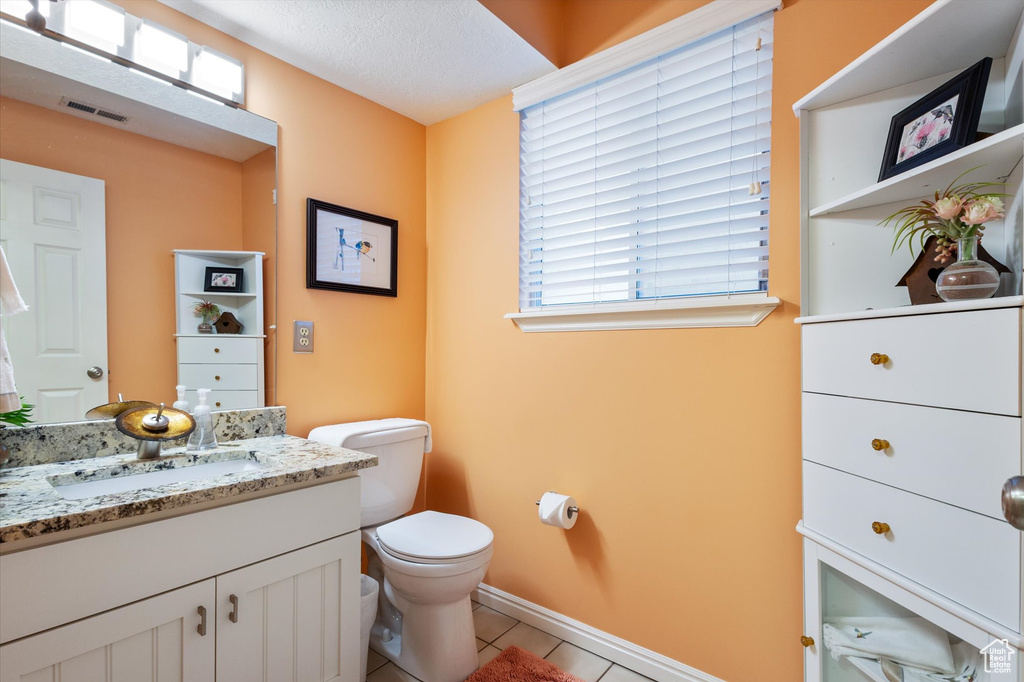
left=59, top=97, right=128, bottom=124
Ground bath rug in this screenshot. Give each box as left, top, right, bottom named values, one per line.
left=466, top=645, right=586, bottom=682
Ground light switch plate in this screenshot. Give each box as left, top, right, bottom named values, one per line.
left=293, top=321, right=313, bottom=353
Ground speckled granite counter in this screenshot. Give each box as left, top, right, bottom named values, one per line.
left=0, top=435, right=376, bottom=544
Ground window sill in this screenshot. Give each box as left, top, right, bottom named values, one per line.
left=505, top=294, right=780, bottom=332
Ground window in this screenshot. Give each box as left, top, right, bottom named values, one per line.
left=516, top=10, right=774, bottom=323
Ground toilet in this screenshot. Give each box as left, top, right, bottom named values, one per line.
left=308, top=419, right=493, bottom=682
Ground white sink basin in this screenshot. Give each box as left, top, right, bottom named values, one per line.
left=49, top=456, right=269, bottom=500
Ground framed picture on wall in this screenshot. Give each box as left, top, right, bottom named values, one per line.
left=203, top=266, right=244, bottom=293
left=306, top=198, right=398, bottom=297
left=878, top=57, right=992, bottom=181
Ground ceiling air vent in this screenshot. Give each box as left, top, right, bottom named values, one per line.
left=59, top=97, right=128, bottom=124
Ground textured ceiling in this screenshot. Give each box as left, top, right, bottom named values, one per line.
left=157, top=0, right=555, bottom=125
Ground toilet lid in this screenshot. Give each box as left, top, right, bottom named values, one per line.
left=376, top=511, right=493, bottom=561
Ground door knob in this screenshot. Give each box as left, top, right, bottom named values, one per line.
left=1002, top=476, right=1024, bottom=530
left=871, top=439, right=890, bottom=451
left=872, top=521, right=890, bottom=535
left=800, top=635, right=814, bottom=647
left=86, top=366, right=104, bottom=379
left=869, top=353, right=889, bottom=365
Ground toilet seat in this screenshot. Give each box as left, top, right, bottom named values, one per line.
left=376, top=510, right=493, bottom=565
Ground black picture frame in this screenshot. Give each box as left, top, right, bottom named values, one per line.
left=878, top=57, right=992, bottom=182
left=306, top=198, right=398, bottom=297
left=203, top=266, right=244, bottom=293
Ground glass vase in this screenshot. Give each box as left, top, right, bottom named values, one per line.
left=934, top=236, right=1000, bottom=302
left=197, top=312, right=214, bottom=334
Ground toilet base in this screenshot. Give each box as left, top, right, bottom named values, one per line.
left=365, top=545, right=482, bottom=682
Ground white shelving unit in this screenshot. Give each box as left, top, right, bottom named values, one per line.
left=174, top=250, right=265, bottom=410
left=795, top=2, right=1024, bottom=680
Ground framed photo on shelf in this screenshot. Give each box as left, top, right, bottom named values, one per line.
left=203, top=266, right=244, bottom=293
left=306, top=198, right=398, bottom=297
left=878, top=57, right=992, bottom=181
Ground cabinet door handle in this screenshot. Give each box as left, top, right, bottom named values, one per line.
left=215, top=375, right=221, bottom=381
left=800, top=635, right=814, bottom=647
left=214, top=347, right=220, bottom=354
left=871, top=521, right=890, bottom=535
left=229, top=594, right=239, bottom=623
left=871, top=438, right=890, bottom=451
left=197, top=605, right=208, bottom=636
left=869, top=353, right=889, bottom=365
left=215, top=401, right=222, bottom=408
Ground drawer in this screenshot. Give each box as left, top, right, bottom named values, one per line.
left=178, top=336, right=261, bottom=364
left=184, top=390, right=259, bottom=410
left=179, top=363, right=258, bottom=390
left=801, top=308, right=1021, bottom=415
left=803, top=393, right=1022, bottom=519
left=803, top=462, right=1021, bottom=630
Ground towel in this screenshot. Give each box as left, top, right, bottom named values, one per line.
left=0, top=244, right=28, bottom=413
left=823, top=617, right=955, bottom=674
left=308, top=418, right=432, bottom=453
left=895, top=641, right=988, bottom=681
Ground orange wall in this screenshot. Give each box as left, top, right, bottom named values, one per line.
left=425, top=1, right=933, bottom=679
left=479, top=0, right=564, bottom=66
left=119, top=1, right=428, bottom=438
left=0, top=95, right=245, bottom=405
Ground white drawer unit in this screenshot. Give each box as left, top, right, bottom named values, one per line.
left=803, top=393, right=1022, bottom=519
left=174, top=251, right=266, bottom=408
left=802, top=308, right=1021, bottom=416
left=803, top=462, right=1022, bottom=630
left=178, top=336, right=262, bottom=364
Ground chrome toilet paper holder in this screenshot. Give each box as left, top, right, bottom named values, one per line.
left=535, top=491, right=579, bottom=519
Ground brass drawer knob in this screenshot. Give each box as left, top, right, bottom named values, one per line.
left=870, top=353, right=889, bottom=365
left=215, top=401, right=221, bottom=407
left=214, top=347, right=220, bottom=353
left=215, top=375, right=221, bottom=381
left=800, top=635, right=814, bottom=647
left=871, top=438, right=890, bottom=451
left=872, top=521, right=890, bottom=535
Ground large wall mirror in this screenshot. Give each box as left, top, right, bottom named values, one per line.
left=0, top=22, right=277, bottom=425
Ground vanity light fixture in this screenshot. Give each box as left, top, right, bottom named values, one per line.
left=134, top=20, right=187, bottom=78
left=0, top=0, right=246, bottom=107
left=192, top=46, right=243, bottom=101
left=64, top=0, right=124, bottom=54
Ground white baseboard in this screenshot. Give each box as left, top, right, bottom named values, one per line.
left=472, top=584, right=724, bottom=682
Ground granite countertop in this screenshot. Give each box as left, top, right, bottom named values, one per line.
left=0, top=435, right=376, bottom=544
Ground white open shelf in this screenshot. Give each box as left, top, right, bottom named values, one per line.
left=179, top=291, right=259, bottom=298
left=809, top=124, right=1024, bottom=217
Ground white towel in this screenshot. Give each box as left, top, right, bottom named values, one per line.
left=888, top=641, right=989, bottom=681
left=823, top=617, right=955, bottom=675
left=0, top=244, right=28, bottom=413
left=308, top=418, right=432, bottom=453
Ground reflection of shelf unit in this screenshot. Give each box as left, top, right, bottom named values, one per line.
left=173, top=250, right=265, bottom=410
left=795, top=2, right=1024, bottom=680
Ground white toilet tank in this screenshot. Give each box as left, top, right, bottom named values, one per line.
left=307, top=418, right=430, bottom=527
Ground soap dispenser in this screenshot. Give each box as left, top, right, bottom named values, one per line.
left=173, top=385, right=190, bottom=413
left=186, top=388, right=218, bottom=451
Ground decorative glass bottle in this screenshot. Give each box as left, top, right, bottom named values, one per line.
left=934, top=236, right=1000, bottom=302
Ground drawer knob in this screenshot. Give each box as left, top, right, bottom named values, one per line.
left=215, top=375, right=221, bottom=381
left=869, top=353, right=889, bottom=366
left=871, top=438, right=890, bottom=451
left=216, top=402, right=221, bottom=407
left=800, top=635, right=814, bottom=647
left=214, top=348, right=220, bottom=354
left=871, top=521, right=890, bottom=535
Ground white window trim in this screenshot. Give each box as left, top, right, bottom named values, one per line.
left=512, top=0, right=782, bottom=112
left=505, top=293, right=780, bottom=332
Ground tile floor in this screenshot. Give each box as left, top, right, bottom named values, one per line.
left=366, top=600, right=655, bottom=682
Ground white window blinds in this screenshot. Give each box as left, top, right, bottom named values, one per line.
left=519, top=12, right=773, bottom=310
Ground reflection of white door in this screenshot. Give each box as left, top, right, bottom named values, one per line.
left=0, top=159, right=107, bottom=422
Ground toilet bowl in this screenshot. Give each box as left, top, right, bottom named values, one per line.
left=307, top=419, right=494, bottom=682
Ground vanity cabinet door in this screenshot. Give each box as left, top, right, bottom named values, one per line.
left=215, top=532, right=361, bottom=682
left=0, top=579, right=214, bottom=682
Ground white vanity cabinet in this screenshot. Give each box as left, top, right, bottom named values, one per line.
left=0, top=478, right=362, bottom=682
left=174, top=250, right=265, bottom=410
left=795, top=1, right=1024, bottom=679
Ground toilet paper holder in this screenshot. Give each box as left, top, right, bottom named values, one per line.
left=535, top=492, right=579, bottom=519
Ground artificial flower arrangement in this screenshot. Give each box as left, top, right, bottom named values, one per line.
left=882, top=170, right=1005, bottom=263
left=192, top=300, right=222, bottom=320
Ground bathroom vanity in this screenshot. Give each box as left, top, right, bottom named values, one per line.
left=0, top=412, right=376, bottom=682
left=795, top=1, right=1024, bottom=679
